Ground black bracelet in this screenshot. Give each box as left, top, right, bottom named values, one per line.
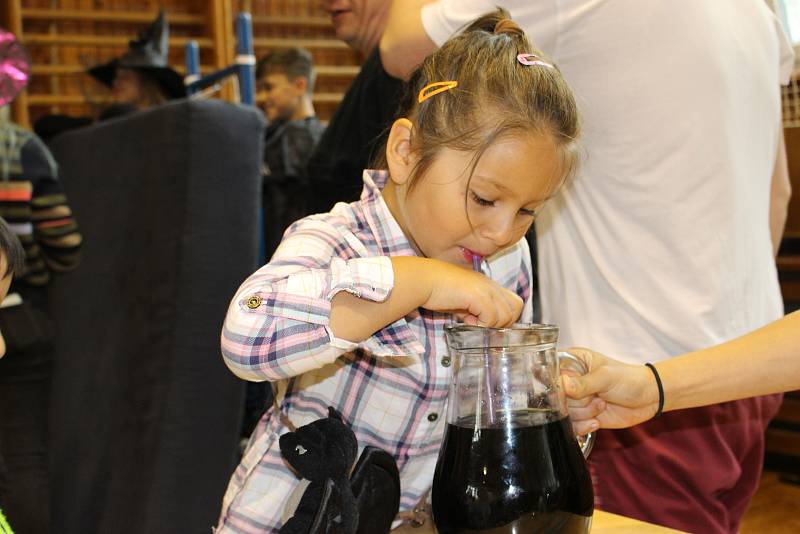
left=644, top=363, right=665, bottom=418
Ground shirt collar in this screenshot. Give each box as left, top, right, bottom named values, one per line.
left=359, top=170, right=418, bottom=258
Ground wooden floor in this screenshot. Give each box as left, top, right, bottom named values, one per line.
left=741, top=471, right=800, bottom=533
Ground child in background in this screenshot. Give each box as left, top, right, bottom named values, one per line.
left=216, top=10, right=580, bottom=532
left=0, top=98, right=81, bottom=534
left=0, top=220, right=25, bottom=353
left=255, top=46, right=326, bottom=266
left=0, top=217, right=32, bottom=534
left=242, top=48, right=328, bottom=442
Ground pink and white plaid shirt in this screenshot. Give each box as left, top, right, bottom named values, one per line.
left=216, top=170, right=533, bottom=533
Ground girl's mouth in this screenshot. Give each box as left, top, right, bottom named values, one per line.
left=461, top=247, right=484, bottom=267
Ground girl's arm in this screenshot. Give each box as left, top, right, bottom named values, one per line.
left=221, top=217, right=398, bottom=382
left=564, top=311, right=800, bottom=434
left=222, top=217, right=523, bottom=382
left=330, top=256, right=523, bottom=342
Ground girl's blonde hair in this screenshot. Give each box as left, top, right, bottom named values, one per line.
left=377, top=9, right=580, bottom=193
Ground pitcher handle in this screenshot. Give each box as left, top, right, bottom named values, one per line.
left=557, top=351, right=595, bottom=458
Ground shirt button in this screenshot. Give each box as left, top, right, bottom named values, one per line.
left=427, top=413, right=438, bottom=422
left=441, top=356, right=451, bottom=367
left=245, top=295, right=262, bottom=309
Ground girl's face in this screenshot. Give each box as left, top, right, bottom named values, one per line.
left=384, top=119, right=562, bottom=267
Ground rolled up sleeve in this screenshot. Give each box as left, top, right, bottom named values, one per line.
left=221, top=240, right=397, bottom=381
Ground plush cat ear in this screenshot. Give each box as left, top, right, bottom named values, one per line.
left=328, top=406, right=344, bottom=421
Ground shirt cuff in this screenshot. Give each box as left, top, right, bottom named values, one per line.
left=326, top=256, right=394, bottom=302
left=326, top=325, right=360, bottom=352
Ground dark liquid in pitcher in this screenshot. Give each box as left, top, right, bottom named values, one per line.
left=432, top=412, right=593, bottom=533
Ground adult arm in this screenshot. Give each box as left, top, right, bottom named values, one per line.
left=380, top=0, right=438, bottom=80
left=769, top=126, right=791, bottom=256
left=564, top=311, right=800, bottom=433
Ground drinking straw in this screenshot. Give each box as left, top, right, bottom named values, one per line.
left=472, top=255, right=497, bottom=425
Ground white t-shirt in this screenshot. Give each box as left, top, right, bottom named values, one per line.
left=422, top=0, right=795, bottom=363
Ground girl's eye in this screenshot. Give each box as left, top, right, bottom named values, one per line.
left=520, top=208, right=537, bottom=218
left=470, top=191, right=495, bottom=207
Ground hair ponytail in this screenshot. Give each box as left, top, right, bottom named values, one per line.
left=493, top=18, right=525, bottom=38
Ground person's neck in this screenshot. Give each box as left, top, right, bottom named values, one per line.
left=356, top=30, right=381, bottom=56
left=353, top=4, right=391, bottom=55
left=380, top=177, right=422, bottom=255
left=290, top=97, right=316, bottom=122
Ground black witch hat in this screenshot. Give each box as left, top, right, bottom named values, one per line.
left=87, top=10, right=186, bottom=99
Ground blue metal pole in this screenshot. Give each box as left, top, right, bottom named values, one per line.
left=184, top=41, right=200, bottom=95
left=234, top=12, right=263, bottom=262
left=235, top=12, right=256, bottom=106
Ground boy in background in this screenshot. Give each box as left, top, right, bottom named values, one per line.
left=242, top=48, right=326, bottom=443
left=256, top=47, right=326, bottom=261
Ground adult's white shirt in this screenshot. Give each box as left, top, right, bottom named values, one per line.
left=422, top=0, right=795, bottom=363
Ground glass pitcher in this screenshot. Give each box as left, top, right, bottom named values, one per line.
left=432, top=324, right=595, bottom=534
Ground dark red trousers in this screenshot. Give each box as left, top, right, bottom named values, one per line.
left=589, top=394, right=783, bottom=534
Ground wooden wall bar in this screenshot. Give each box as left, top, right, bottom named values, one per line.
left=3, top=0, right=361, bottom=128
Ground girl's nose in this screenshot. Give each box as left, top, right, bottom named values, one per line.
left=479, top=214, right=518, bottom=249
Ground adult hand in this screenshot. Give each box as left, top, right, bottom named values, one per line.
left=562, top=348, right=660, bottom=435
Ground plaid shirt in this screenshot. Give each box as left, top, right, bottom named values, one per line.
left=217, top=170, right=532, bottom=533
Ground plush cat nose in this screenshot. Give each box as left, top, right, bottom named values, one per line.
left=295, top=444, right=307, bottom=455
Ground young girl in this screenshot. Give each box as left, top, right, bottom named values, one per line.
left=216, top=10, right=580, bottom=532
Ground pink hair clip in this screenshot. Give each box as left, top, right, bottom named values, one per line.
left=517, top=53, right=553, bottom=69
left=418, top=81, right=458, bottom=103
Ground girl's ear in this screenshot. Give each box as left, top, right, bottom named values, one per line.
left=386, top=118, right=415, bottom=185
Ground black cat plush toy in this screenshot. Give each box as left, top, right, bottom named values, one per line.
left=278, top=407, right=400, bottom=534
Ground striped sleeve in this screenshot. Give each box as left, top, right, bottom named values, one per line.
left=23, top=135, right=81, bottom=276
left=221, top=217, right=394, bottom=382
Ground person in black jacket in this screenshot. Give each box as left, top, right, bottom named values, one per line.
left=304, top=0, right=403, bottom=214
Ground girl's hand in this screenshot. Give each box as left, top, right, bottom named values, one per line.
left=419, top=258, right=523, bottom=328
left=331, top=257, right=523, bottom=343
left=562, top=348, right=660, bottom=435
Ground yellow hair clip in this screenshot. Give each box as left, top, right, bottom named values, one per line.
left=418, top=81, right=458, bottom=103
